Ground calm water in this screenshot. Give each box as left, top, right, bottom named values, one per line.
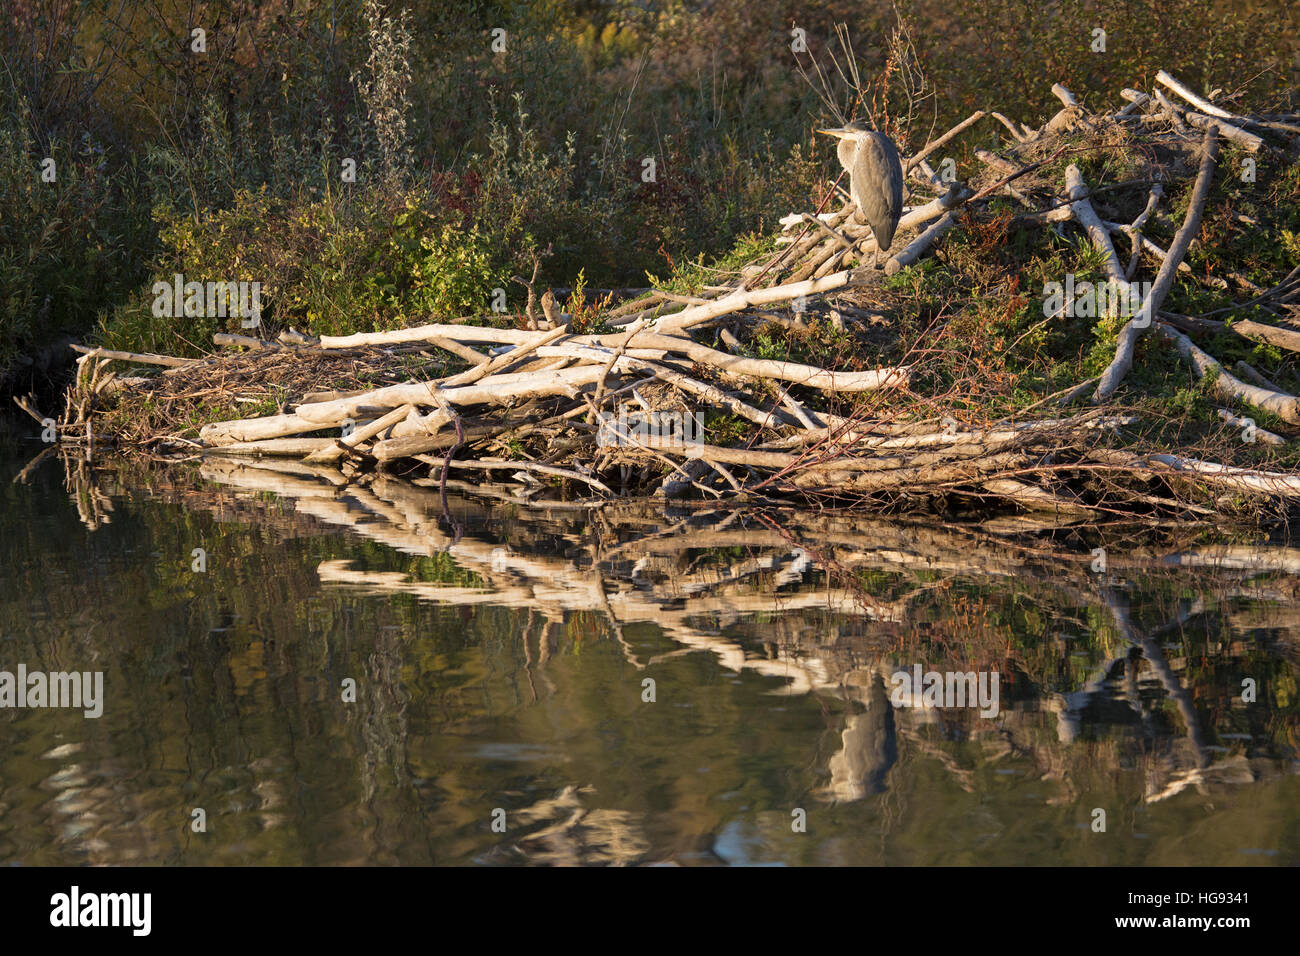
left=1, top=420, right=1297, bottom=865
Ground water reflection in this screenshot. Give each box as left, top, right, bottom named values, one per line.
left=0, top=441, right=1297, bottom=865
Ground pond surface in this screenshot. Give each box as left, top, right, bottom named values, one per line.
left=1, top=419, right=1297, bottom=865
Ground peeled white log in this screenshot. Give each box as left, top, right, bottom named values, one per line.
left=536, top=345, right=667, bottom=361
left=1064, top=165, right=1131, bottom=286
left=617, top=332, right=911, bottom=392
left=1051, top=83, right=1081, bottom=108
left=1146, top=454, right=1300, bottom=496
left=1157, top=322, right=1300, bottom=423
left=981, top=478, right=1091, bottom=514
left=1155, top=70, right=1241, bottom=122
left=1182, top=111, right=1262, bottom=152
left=1094, top=129, right=1219, bottom=401
left=319, top=324, right=534, bottom=349
left=294, top=365, right=612, bottom=423
left=991, top=112, right=1027, bottom=142
left=1114, top=89, right=1150, bottom=117
left=304, top=403, right=415, bottom=463
left=201, top=438, right=336, bottom=456
left=1231, top=318, right=1300, bottom=354
left=70, top=344, right=196, bottom=368
left=442, top=322, right=572, bottom=387
left=200, top=412, right=347, bottom=445
left=884, top=211, right=959, bottom=275
left=1216, top=408, right=1286, bottom=445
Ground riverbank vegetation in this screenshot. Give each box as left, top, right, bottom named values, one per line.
left=3, top=0, right=1296, bottom=378
left=5, top=1, right=1300, bottom=523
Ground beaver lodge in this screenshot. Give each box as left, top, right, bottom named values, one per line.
left=18, top=71, right=1300, bottom=528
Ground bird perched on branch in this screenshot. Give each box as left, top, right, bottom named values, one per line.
left=817, top=121, right=904, bottom=268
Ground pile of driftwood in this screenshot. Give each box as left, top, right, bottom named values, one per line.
left=24, top=70, right=1300, bottom=520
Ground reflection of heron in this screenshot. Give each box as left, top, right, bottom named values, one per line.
left=824, top=670, right=898, bottom=801
left=818, top=121, right=904, bottom=267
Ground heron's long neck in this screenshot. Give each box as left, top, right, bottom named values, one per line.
left=838, top=138, right=856, bottom=173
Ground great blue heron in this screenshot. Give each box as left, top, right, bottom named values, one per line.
left=818, top=121, right=904, bottom=268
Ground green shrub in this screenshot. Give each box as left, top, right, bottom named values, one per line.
left=0, top=94, right=144, bottom=382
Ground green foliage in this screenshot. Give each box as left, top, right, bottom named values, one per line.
left=2, top=0, right=1296, bottom=379
left=0, top=94, right=146, bottom=382
left=100, top=186, right=514, bottom=354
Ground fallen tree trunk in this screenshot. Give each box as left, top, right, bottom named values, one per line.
left=202, top=438, right=336, bottom=456
left=612, top=333, right=911, bottom=392
left=294, top=365, right=610, bottom=423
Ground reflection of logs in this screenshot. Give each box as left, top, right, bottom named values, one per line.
left=1103, top=590, right=1211, bottom=772
left=188, top=459, right=1293, bottom=806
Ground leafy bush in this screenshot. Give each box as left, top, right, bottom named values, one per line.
left=99, top=185, right=515, bottom=354
left=0, top=94, right=144, bottom=384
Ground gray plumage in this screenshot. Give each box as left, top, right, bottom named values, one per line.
left=818, top=121, right=904, bottom=265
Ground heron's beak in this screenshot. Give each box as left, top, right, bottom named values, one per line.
left=816, top=127, right=848, bottom=138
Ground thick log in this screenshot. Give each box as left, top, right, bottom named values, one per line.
left=1114, top=89, right=1150, bottom=117
left=1064, top=165, right=1132, bottom=285
left=442, top=323, right=572, bottom=387
left=201, top=438, right=336, bottom=456
left=371, top=421, right=501, bottom=461
left=615, top=333, right=911, bottom=392
left=200, top=412, right=346, bottom=445
left=214, top=332, right=279, bottom=351
left=319, top=324, right=535, bottom=349
left=884, top=211, right=959, bottom=275
left=1182, top=111, right=1263, bottom=152
left=1145, top=454, right=1300, bottom=496
left=1155, top=70, right=1242, bottom=122
left=648, top=270, right=868, bottom=332
left=429, top=336, right=489, bottom=365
